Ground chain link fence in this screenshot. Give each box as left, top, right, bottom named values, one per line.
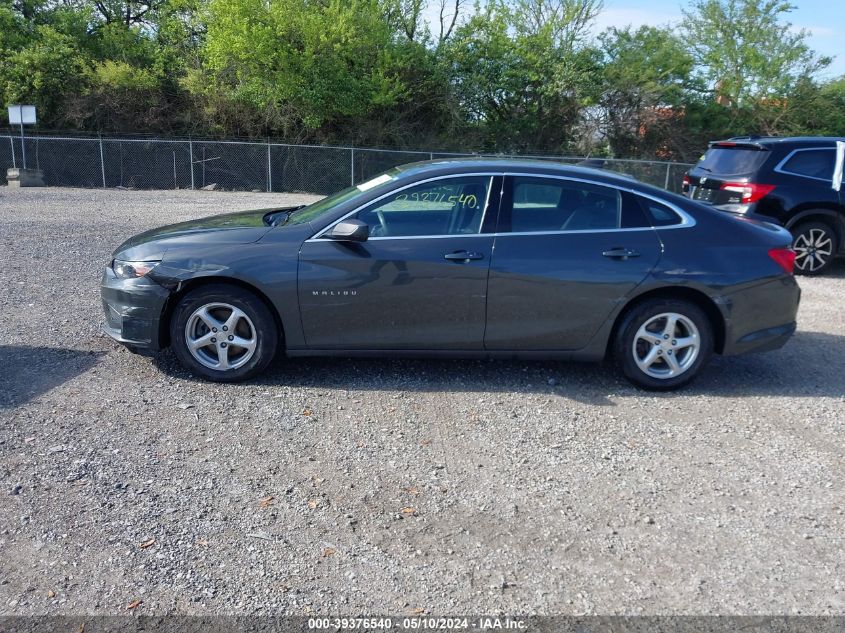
left=1, top=134, right=693, bottom=195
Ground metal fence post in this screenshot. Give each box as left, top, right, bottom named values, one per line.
left=267, top=141, right=272, bottom=192
left=99, top=134, right=107, bottom=188
left=664, top=163, right=671, bottom=191
left=9, top=135, right=15, bottom=169
left=19, top=122, right=27, bottom=169
left=189, top=139, right=195, bottom=190
left=350, top=148, right=355, bottom=186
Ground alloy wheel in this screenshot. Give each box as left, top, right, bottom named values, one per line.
left=184, top=302, right=257, bottom=371
left=632, top=312, right=700, bottom=380
left=793, top=228, right=833, bottom=273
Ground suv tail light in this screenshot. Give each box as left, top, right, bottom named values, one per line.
left=768, top=248, right=796, bottom=274
left=682, top=174, right=690, bottom=193
left=719, top=182, right=776, bottom=204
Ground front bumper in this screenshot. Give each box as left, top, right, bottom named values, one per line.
left=720, top=275, right=801, bottom=356
left=101, top=266, right=172, bottom=353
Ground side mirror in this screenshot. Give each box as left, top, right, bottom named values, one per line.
left=328, top=219, right=369, bottom=242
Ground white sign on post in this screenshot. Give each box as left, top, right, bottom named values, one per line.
left=8, top=105, right=36, bottom=125
left=7, top=105, right=37, bottom=170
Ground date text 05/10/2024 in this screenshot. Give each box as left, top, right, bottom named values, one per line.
left=306, top=617, right=527, bottom=630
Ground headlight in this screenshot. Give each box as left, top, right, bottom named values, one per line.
left=112, top=260, right=160, bottom=279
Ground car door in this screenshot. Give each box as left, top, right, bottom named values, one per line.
left=484, top=175, right=663, bottom=350
left=773, top=147, right=845, bottom=249
left=298, top=174, right=500, bottom=350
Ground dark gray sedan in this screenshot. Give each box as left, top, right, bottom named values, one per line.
left=101, top=159, right=800, bottom=390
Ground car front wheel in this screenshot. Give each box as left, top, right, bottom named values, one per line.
left=170, top=284, right=278, bottom=382
left=792, top=221, right=838, bottom=275
left=614, top=299, right=713, bottom=391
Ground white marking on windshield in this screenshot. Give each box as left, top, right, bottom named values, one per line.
left=356, top=174, right=393, bottom=192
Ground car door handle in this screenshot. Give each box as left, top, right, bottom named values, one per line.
left=602, top=248, right=640, bottom=259
left=444, top=251, right=484, bottom=261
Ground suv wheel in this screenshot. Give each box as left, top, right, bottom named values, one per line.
left=170, top=284, right=278, bottom=382
left=792, top=221, right=838, bottom=275
left=614, top=299, right=713, bottom=391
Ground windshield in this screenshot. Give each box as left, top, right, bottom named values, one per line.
left=695, top=147, right=768, bottom=176
left=285, top=169, right=401, bottom=226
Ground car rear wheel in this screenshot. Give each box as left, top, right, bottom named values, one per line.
left=170, top=284, right=278, bottom=382
left=614, top=299, right=713, bottom=391
left=792, top=221, right=838, bottom=275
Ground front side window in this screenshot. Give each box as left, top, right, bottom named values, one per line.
left=779, top=149, right=836, bottom=181
left=352, top=176, right=492, bottom=237
left=506, top=177, right=646, bottom=232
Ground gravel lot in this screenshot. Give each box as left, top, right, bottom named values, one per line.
left=1, top=186, right=844, bottom=616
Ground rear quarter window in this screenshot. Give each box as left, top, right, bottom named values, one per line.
left=638, top=197, right=684, bottom=227
left=696, top=147, right=768, bottom=176
left=777, top=148, right=835, bottom=181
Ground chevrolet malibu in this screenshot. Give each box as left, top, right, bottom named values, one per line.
left=102, top=159, right=800, bottom=390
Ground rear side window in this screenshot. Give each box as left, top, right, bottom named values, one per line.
left=778, top=149, right=835, bottom=181
left=504, top=177, right=649, bottom=232
left=697, top=147, right=767, bottom=175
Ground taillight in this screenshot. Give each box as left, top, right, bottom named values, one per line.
left=768, top=248, right=796, bottom=274
left=682, top=174, right=690, bottom=193
left=719, top=182, right=776, bottom=204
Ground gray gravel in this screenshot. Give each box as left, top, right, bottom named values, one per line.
left=1, top=186, right=844, bottom=616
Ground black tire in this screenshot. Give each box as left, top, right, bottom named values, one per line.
left=169, top=284, right=279, bottom=382
left=791, top=221, right=838, bottom=276
left=614, top=299, right=714, bottom=391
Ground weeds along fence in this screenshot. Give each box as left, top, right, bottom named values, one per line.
left=0, top=134, right=693, bottom=195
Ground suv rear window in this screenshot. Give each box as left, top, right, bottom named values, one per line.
left=778, top=148, right=835, bottom=181
left=696, top=147, right=768, bottom=176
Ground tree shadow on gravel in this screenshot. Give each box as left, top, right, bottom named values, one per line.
left=152, top=327, right=845, bottom=402
left=0, top=346, right=104, bottom=408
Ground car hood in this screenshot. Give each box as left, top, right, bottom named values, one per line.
left=116, top=208, right=277, bottom=252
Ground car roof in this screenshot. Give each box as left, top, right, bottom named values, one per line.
left=391, top=157, right=641, bottom=186
left=715, top=136, right=845, bottom=148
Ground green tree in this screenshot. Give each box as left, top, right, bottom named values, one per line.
left=668, top=0, right=835, bottom=154
left=0, top=0, right=33, bottom=53
left=444, top=0, right=602, bottom=152
left=778, top=76, right=845, bottom=137
left=0, top=0, right=840, bottom=155
left=597, top=25, right=694, bottom=158
left=681, top=0, right=829, bottom=107
left=0, top=25, right=87, bottom=126
left=197, top=0, right=407, bottom=137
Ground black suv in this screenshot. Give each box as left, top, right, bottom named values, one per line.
left=684, top=136, right=844, bottom=274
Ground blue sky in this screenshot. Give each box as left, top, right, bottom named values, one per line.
left=594, top=0, right=845, bottom=79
